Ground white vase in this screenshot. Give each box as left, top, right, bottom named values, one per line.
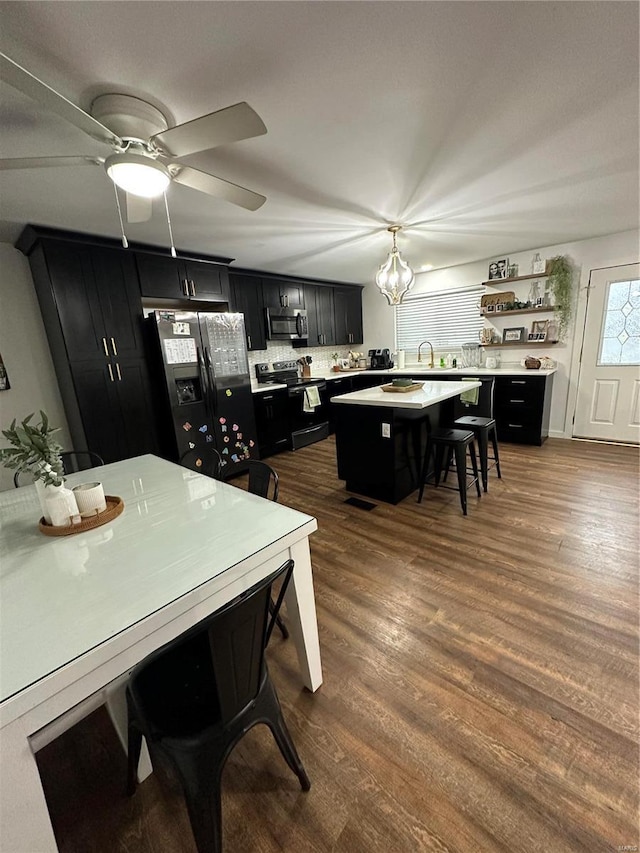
left=44, top=483, right=81, bottom=527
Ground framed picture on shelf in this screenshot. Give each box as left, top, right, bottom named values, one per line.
left=488, top=259, right=508, bottom=280
left=531, top=319, right=549, bottom=336
left=503, top=327, right=526, bottom=343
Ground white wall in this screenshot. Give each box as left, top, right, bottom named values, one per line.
left=0, top=243, right=70, bottom=491
left=362, top=229, right=640, bottom=438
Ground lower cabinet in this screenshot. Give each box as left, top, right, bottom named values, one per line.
left=70, top=359, right=158, bottom=463
left=253, top=389, right=291, bottom=458
left=493, top=375, right=554, bottom=445
left=323, top=377, right=353, bottom=433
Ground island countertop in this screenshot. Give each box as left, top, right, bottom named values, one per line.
left=331, top=379, right=481, bottom=410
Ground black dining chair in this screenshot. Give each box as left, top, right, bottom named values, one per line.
left=126, top=558, right=310, bottom=853
left=223, top=460, right=287, bottom=639
left=13, top=449, right=104, bottom=487
left=179, top=447, right=223, bottom=480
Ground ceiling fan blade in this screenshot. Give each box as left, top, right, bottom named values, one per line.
left=170, top=164, right=266, bottom=211
left=0, top=155, right=101, bottom=170
left=0, top=52, right=121, bottom=147
left=126, top=192, right=152, bottom=223
left=151, top=102, right=266, bottom=158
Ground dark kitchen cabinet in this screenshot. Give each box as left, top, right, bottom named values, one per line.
left=262, top=278, right=305, bottom=310
left=70, top=358, right=157, bottom=464
left=305, top=284, right=335, bottom=346
left=253, top=388, right=291, bottom=458
left=323, top=376, right=353, bottom=433
left=229, top=273, right=267, bottom=351
left=493, top=374, right=554, bottom=445
left=19, top=232, right=158, bottom=463
left=136, top=252, right=230, bottom=302
left=334, top=286, right=363, bottom=345
left=44, top=243, right=146, bottom=363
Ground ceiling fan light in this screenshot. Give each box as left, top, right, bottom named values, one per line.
left=105, top=153, right=170, bottom=198
left=375, top=226, right=415, bottom=306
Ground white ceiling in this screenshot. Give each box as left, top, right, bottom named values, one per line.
left=1, top=1, right=638, bottom=285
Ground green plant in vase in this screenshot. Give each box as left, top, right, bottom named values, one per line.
left=546, top=254, right=574, bottom=341
left=0, top=411, right=64, bottom=485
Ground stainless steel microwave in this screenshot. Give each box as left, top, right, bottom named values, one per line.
left=265, top=307, right=308, bottom=342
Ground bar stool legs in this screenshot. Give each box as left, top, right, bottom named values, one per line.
left=418, top=428, right=481, bottom=516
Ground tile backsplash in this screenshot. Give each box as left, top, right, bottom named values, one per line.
left=247, top=342, right=363, bottom=375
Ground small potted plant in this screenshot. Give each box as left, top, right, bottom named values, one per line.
left=331, top=353, right=341, bottom=372
left=0, top=411, right=65, bottom=521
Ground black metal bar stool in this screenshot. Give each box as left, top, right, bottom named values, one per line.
left=418, top=427, right=481, bottom=516
left=452, top=415, right=501, bottom=493
left=451, top=376, right=502, bottom=493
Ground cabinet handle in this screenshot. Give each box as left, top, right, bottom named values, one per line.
left=263, top=395, right=274, bottom=401
left=182, top=279, right=189, bottom=296
left=507, top=423, right=523, bottom=428
left=510, top=399, right=525, bottom=403
left=115, top=363, right=122, bottom=381
left=511, top=380, right=526, bottom=385
left=107, top=364, right=114, bottom=382
left=110, top=337, right=118, bottom=356
left=102, top=338, right=109, bottom=357
left=190, top=280, right=196, bottom=297
left=247, top=334, right=252, bottom=349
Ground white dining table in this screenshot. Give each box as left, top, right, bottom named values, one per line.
left=0, top=454, right=321, bottom=852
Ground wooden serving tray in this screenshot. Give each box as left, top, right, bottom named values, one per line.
left=381, top=383, right=423, bottom=393
left=38, top=495, right=124, bottom=536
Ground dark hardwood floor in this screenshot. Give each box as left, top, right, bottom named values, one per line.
left=36, top=437, right=639, bottom=852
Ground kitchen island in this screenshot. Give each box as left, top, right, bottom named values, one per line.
left=331, top=380, right=480, bottom=504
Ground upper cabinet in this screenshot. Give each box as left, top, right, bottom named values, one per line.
left=228, top=273, right=267, bottom=351
left=35, top=241, right=145, bottom=363
left=136, top=253, right=230, bottom=302
left=334, top=287, right=363, bottom=345
left=262, top=278, right=305, bottom=309
left=305, top=284, right=336, bottom=346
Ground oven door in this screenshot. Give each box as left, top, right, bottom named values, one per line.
left=288, top=381, right=329, bottom=449
left=266, top=307, right=308, bottom=342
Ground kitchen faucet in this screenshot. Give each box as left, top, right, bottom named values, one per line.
left=417, top=341, right=434, bottom=368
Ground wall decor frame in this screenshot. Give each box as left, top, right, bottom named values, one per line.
left=503, top=327, right=526, bottom=343
left=488, top=259, right=508, bottom=280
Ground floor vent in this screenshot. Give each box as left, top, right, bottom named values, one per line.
left=344, top=496, right=377, bottom=511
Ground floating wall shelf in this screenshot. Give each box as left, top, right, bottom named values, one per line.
left=483, top=340, right=558, bottom=348
left=482, top=272, right=549, bottom=287
left=481, top=306, right=553, bottom=317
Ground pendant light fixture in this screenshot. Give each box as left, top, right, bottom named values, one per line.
left=375, top=225, right=415, bottom=305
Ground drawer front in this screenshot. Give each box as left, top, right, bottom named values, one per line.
left=495, top=376, right=545, bottom=407
left=497, top=422, right=543, bottom=445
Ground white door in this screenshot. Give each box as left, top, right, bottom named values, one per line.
left=573, top=264, right=640, bottom=443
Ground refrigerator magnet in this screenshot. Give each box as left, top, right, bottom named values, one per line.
left=182, top=422, right=192, bottom=431
left=219, top=417, right=226, bottom=424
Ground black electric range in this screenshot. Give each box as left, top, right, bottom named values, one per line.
left=254, top=361, right=329, bottom=450
left=254, top=361, right=326, bottom=390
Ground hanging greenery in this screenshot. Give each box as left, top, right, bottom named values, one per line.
left=547, top=254, right=574, bottom=341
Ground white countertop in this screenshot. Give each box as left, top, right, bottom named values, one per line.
left=251, top=366, right=556, bottom=392
left=331, top=379, right=481, bottom=410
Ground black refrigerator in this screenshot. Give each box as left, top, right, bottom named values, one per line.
left=148, top=310, right=259, bottom=475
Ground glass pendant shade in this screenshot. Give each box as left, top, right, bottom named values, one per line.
left=105, top=153, right=170, bottom=198
left=375, top=226, right=415, bottom=305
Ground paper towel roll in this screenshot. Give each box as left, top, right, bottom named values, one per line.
left=397, top=350, right=406, bottom=369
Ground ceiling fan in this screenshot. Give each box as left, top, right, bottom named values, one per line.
left=0, top=52, right=268, bottom=223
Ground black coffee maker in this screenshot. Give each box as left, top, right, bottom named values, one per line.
left=369, top=348, right=394, bottom=369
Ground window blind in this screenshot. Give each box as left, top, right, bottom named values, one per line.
left=395, top=286, right=484, bottom=353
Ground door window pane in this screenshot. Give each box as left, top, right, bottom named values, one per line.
left=597, top=279, right=640, bottom=365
